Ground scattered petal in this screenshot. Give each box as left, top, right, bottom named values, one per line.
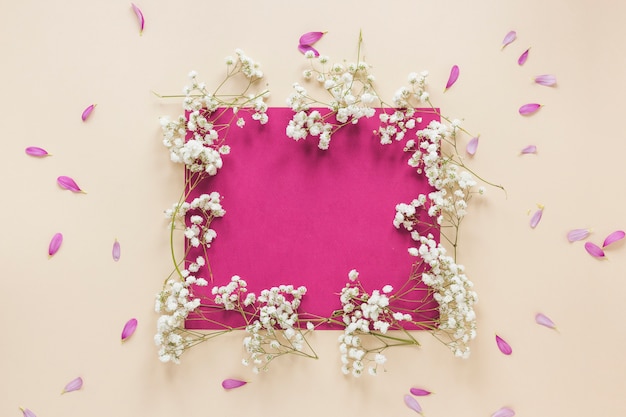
left=466, top=136, right=479, bottom=155
left=535, top=313, right=557, bottom=330
left=518, top=48, right=530, bottom=65
left=584, top=241, right=605, bottom=258
left=25, top=146, right=50, bottom=157
left=48, top=233, right=63, bottom=258
left=298, top=31, right=325, bottom=46
left=567, top=228, right=590, bottom=242
left=222, top=378, right=247, bottom=390
left=409, top=388, right=432, bottom=396
left=492, top=406, right=515, bottom=417
left=444, top=65, right=460, bottom=91
left=298, top=44, right=319, bottom=56
left=20, top=408, right=37, bottom=417
left=534, top=74, right=557, bottom=87
left=404, top=394, right=423, bottom=414
left=495, top=334, right=512, bottom=355
left=602, top=230, right=625, bottom=248
left=57, top=176, right=85, bottom=193
left=520, top=145, right=537, bottom=155
left=519, top=103, right=542, bottom=115
left=81, top=104, right=96, bottom=121
left=62, top=376, right=83, bottom=394
left=502, top=30, right=517, bottom=49
left=112, top=239, right=121, bottom=261
left=530, top=205, right=544, bottom=229
left=121, top=318, right=138, bottom=342
left=131, top=3, right=144, bottom=35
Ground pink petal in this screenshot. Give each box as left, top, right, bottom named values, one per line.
left=535, top=313, right=557, bottom=330
left=518, top=48, right=530, bottom=65
left=25, top=146, right=50, bottom=157
left=81, top=104, right=96, bottom=121
left=444, top=65, right=459, bottom=91
left=519, top=103, right=542, bottom=115
left=520, top=145, right=537, bottom=154
left=20, top=408, right=37, bottom=417
left=222, top=378, right=248, bottom=390
left=602, top=230, right=625, bottom=248
left=567, top=228, right=590, bottom=242
left=530, top=206, right=543, bottom=229
left=534, top=74, right=557, bottom=87
left=502, top=30, right=517, bottom=49
left=409, top=387, right=432, bottom=396
left=131, top=3, right=144, bottom=34
left=584, top=241, right=605, bottom=258
left=121, top=318, right=138, bottom=342
left=112, top=239, right=121, bottom=261
left=298, top=31, right=325, bottom=46
left=403, top=394, right=423, bottom=414
left=57, top=175, right=85, bottom=193
left=495, top=334, right=512, bottom=355
left=466, top=136, right=479, bottom=155
left=492, top=406, right=515, bottom=417
left=48, top=232, right=63, bottom=257
left=62, top=376, right=83, bottom=394
left=298, top=44, right=319, bottom=56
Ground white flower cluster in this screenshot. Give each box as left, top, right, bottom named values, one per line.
left=376, top=71, right=429, bottom=145
left=337, top=270, right=411, bottom=377
left=392, top=119, right=483, bottom=358
left=165, top=192, right=225, bottom=247
left=159, top=50, right=269, bottom=174
left=160, top=113, right=226, bottom=175
left=408, top=234, right=477, bottom=358
left=286, top=52, right=377, bottom=149
left=403, top=120, right=485, bottom=222
left=154, top=267, right=208, bottom=364
left=212, top=276, right=313, bottom=373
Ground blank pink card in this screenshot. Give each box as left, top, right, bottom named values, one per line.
left=185, top=107, right=439, bottom=329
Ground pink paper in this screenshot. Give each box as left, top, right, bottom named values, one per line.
left=185, top=108, right=439, bottom=329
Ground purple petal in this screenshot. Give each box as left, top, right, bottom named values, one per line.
left=444, top=65, right=459, bottom=91
left=57, top=176, right=84, bottom=193
left=518, top=48, right=530, bottom=65
left=298, top=44, right=319, bottom=56
left=535, top=313, right=557, bottom=330
left=121, top=318, right=138, bottom=342
left=520, top=145, right=537, bottom=154
left=602, top=230, right=625, bottom=248
left=25, top=146, right=50, bottom=157
left=492, top=406, right=515, bottom=417
left=62, top=376, right=83, bottom=394
left=584, top=241, right=605, bottom=258
left=112, top=239, right=121, bottom=261
left=567, top=228, right=590, bottom=242
left=48, top=233, right=63, bottom=257
left=222, top=378, right=248, bottom=390
left=131, top=3, right=144, bottom=34
left=534, top=74, right=557, bottom=87
left=495, top=334, right=512, bottom=355
left=81, top=104, right=96, bottom=121
left=502, top=30, right=517, bottom=49
left=403, top=394, right=423, bottom=414
left=530, top=206, right=543, bottom=229
left=409, top=387, right=432, bottom=396
left=466, top=136, right=479, bottom=155
left=20, top=408, right=37, bottom=417
left=299, top=31, right=325, bottom=46
left=519, top=103, right=542, bottom=115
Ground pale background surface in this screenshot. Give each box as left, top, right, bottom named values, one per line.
left=2, top=0, right=625, bottom=416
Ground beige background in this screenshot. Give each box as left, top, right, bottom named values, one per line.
left=2, top=0, right=625, bottom=416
